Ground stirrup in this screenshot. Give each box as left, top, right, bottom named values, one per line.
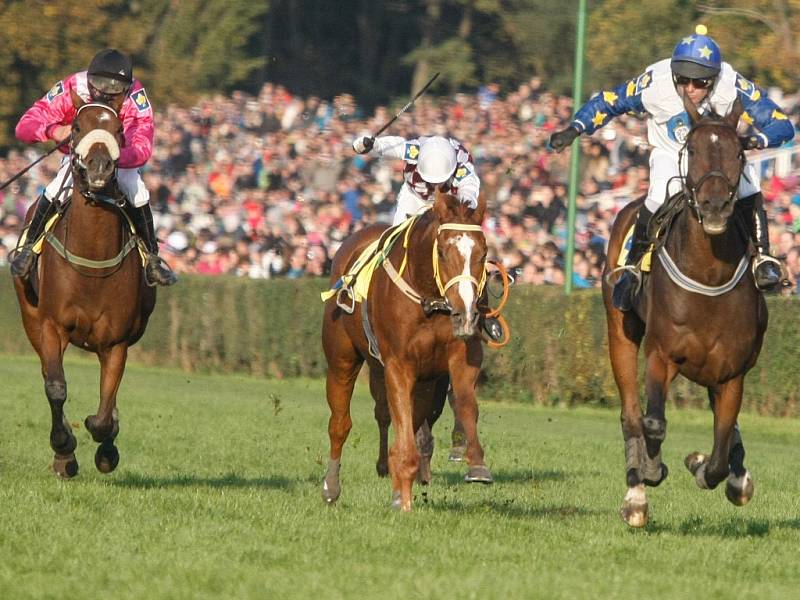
left=9, top=245, right=37, bottom=278
left=145, top=254, right=177, bottom=287
left=335, top=287, right=355, bottom=314
left=752, top=254, right=782, bottom=290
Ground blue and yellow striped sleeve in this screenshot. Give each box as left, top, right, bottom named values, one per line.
left=571, top=74, right=648, bottom=134
left=735, top=74, right=795, bottom=148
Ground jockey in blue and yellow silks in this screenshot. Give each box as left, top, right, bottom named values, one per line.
left=550, top=25, right=795, bottom=311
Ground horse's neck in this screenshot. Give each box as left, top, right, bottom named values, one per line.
left=666, top=208, right=747, bottom=286
left=402, top=219, right=438, bottom=295
left=61, top=191, right=125, bottom=257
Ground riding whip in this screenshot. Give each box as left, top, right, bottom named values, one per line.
left=0, top=138, right=70, bottom=192
left=372, top=72, right=440, bottom=138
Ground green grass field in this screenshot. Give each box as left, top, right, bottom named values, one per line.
left=1, top=353, right=799, bottom=599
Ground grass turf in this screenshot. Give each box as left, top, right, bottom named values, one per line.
left=1, top=353, right=799, bottom=599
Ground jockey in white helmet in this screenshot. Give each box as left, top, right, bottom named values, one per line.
left=353, top=133, right=480, bottom=226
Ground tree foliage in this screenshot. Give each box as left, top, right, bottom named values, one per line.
left=0, top=1, right=796, bottom=150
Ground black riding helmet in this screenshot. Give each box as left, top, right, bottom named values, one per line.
left=87, top=49, right=133, bottom=101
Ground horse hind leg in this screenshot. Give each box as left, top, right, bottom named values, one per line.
left=370, top=368, right=390, bottom=478
left=322, top=350, right=363, bottom=505
left=40, top=324, right=78, bottom=478
left=607, top=309, right=648, bottom=526
left=413, top=375, right=448, bottom=486
left=85, top=344, right=127, bottom=473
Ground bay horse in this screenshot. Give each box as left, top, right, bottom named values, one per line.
left=12, top=89, right=156, bottom=478
left=603, top=96, right=766, bottom=527
left=322, top=191, right=491, bottom=511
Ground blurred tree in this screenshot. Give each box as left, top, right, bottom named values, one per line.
left=697, top=0, right=800, bottom=88
left=0, top=0, right=134, bottom=146
left=585, top=0, right=693, bottom=92
left=137, top=0, right=267, bottom=106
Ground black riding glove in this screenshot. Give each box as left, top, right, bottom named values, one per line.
left=739, top=135, right=763, bottom=151
left=352, top=136, right=375, bottom=154
left=549, top=127, right=580, bottom=152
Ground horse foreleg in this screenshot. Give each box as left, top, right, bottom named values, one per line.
left=641, top=350, right=676, bottom=487
left=607, top=312, right=647, bottom=527
left=86, top=343, right=127, bottom=473
left=448, top=356, right=491, bottom=485
left=384, top=361, right=417, bottom=511
left=446, top=382, right=467, bottom=462
left=40, top=321, right=78, bottom=478
left=705, top=389, right=753, bottom=506
left=369, top=368, right=390, bottom=478
left=322, top=354, right=362, bottom=504
left=685, top=377, right=744, bottom=492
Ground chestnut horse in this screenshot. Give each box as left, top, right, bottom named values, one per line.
left=603, top=97, right=766, bottom=527
left=12, top=89, right=156, bottom=478
left=322, top=192, right=490, bottom=511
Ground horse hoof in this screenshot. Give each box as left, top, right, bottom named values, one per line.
left=620, top=501, right=648, bottom=528
left=53, top=454, right=79, bottom=479
left=684, top=452, right=709, bottom=489
left=464, top=464, right=493, bottom=484
left=95, top=442, right=120, bottom=474
left=390, top=490, right=410, bottom=512
left=643, top=463, right=669, bottom=487
left=322, top=478, right=341, bottom=505
left=725, top=471, right=754, bottom=506
left=448, top=445, right=467, bottom=462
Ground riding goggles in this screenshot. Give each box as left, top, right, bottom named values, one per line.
left=672, top=74, right=715, bottom=89
left=88, top=74, right=130, bottom=95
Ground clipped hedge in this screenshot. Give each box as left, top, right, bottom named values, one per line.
left=2, top=272, right=798, bottom=414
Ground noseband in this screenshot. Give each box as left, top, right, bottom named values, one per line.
left=432, top=223, right=487, bottom=297
left=679, top=121, right=746, bottom=221
left=70, top=103, right=124, bottom=207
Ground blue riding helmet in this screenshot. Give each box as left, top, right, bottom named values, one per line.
left=670, top=25, right=722, bottom=80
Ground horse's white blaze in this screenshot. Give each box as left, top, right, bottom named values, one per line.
left=709, top=133, right=718, bottom=144
left=453, top=234, right=476, bottom=315
left=75, top=130, right=120, bottom=161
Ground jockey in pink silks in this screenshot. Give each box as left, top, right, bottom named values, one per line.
left=12, top=48, right=176, bottom=286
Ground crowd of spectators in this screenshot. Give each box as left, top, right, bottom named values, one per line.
left=1, top=77, right=799, bottom=293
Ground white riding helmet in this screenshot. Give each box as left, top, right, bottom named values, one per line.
left=417, top=136, right=457, bottom=184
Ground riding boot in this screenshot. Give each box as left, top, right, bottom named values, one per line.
left=477, top=287, right=504, bottom=342
left=10, top=193, right=55, bottom=278
left=740, top=193, right=782, bottom=290
left=612, top=206, right=653, bottom=312
left=122, top=203, right=177, bottom=286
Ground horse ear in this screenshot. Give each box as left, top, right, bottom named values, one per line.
left=725, top=97, right=745, bottom=129
left=471, top=193, right=486, bottom=224
left=680, top=88, right=702, bottom=125
left=433, top=189, right=450, bottom=223
left=70, top=88, right=85, bottom=110
left=108, top=92, right=125, bottom=114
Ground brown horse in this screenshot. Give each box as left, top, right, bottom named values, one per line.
left=12, top=89, right=156, bottom=478
left=322, top=191, right=491, bottom=511
left=603, top=97, right=766, bottom=527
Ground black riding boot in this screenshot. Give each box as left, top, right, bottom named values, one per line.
left=477, top=286, right=504, bottom=342
left=612, top=206, right=653, bottom=312
left=10, top=194, right=55, bottom=278
left=122, top=203, right=177, bottom=286
left=739, top=193, right=782, bottom=290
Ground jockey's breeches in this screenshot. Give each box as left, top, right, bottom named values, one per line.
left=392, top=186, right=432, bottom=226
left=45, top=156, right=150, bottom=207
left=645, top=147, right=760, bottom=214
